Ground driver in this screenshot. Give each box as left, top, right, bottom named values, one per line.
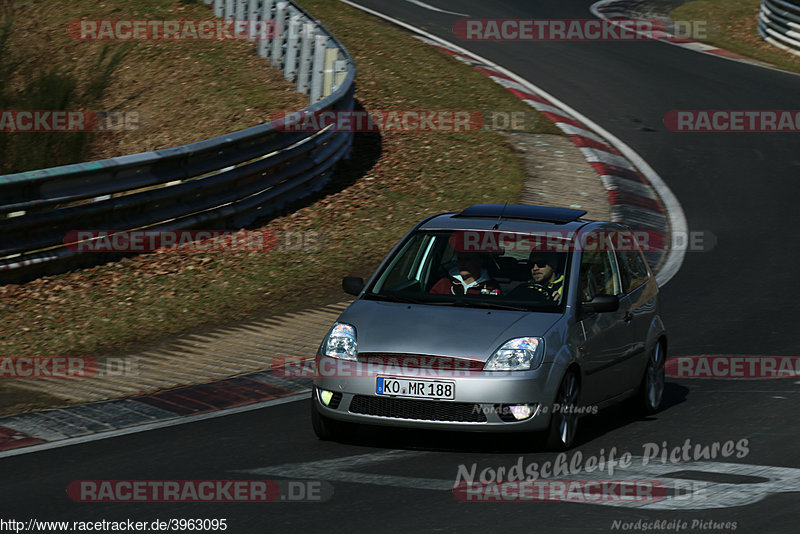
left=509, top=251, right=565, bottom=302
left=430, top=252, right=502, bottom=296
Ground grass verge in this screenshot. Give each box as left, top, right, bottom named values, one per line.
left=0, top=0, right=306, bottom=173
left=672, top=0, right=800, bottom=74
left=0, top=0, right=561, bottom=359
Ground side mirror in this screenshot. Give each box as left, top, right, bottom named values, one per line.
left=581, top=294, right=619, bottom=314
left=342, top=276, right=364, bottom=296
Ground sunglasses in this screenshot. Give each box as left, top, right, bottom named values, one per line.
left=530, top=258, right=551, bottom=267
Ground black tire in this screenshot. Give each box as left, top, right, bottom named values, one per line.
left=310, top=395, right=357, bottom=441
left=637, top=341, right=666, bottom=415
left=545, top=370, right=580, bottom=451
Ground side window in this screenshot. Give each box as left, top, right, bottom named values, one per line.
left=579, top=250, right=621, bottom=301
left=617, top=249, right=650, bottom=294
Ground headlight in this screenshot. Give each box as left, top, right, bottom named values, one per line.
left=484, top=337, right=544, bottom=371
left=323, top=322, right=358, bottom=360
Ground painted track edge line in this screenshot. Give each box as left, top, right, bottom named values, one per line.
left=339, top=0, right=687, bottom=286
left=0, top=391, right=309, bottom=459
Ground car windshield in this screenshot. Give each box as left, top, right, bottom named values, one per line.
left=367, top=229, right=571, bottom=312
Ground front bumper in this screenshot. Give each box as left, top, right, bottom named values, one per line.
left=312, top=356, right=559, bottom=432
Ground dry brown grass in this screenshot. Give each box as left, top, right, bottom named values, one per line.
left=2, top=0, right=306, bottom=165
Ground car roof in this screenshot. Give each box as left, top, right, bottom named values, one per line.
left=418, top=204, right=601, bottom=233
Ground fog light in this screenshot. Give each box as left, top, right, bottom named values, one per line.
left=320, top=389, right=334, bottom=406
left=509, top=404, right=535, bottom=420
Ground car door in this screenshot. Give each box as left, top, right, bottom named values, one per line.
left=614, top=238, right=658, bottom=392
left=576, top=244, right=630, bottom=405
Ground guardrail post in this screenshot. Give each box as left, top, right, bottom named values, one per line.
left=296, top=22, right=315, bottom=95
left=247, top=0, right=260, bottom=20
left=233, top=0, right=247, bottom=21
left=333, top=58, right=348, bottom=94
left=246, top=0, right=260, bottom=40
left=284, top=14, right=302, bottom=82
left=322, top=44, right=338, bottom=98
left=310, top=34, right=327, bottom=103
left=257, top=0, right=276, bottom=58
left=271, top=2, right=289, bottom=67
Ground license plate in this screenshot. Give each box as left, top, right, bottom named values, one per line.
left=376, top=376, right=455, bottom=400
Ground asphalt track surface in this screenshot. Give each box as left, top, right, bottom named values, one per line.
left=2, top=1, right=799, bottom=532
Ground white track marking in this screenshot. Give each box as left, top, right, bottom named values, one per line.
left=404, top=0, right=469, bottom=17
left=240, top=451, right=800, bottom=510
left=240, top=450, right=454, bottom=491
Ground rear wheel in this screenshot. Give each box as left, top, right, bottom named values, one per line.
left=545, top=370, right=580, bottom=451
left=637, top=341, right=665, bottom=414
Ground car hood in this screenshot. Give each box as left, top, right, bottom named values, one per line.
left=336, top=299, right=562, bottom=361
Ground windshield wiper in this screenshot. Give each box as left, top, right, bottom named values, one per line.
left=363, top=293, right=462, bottom=306
left=451, top=301, right=531, bottom=311
left=362, top=293, right=428, bottom=305
left=362, top=293, right=527, bottom=310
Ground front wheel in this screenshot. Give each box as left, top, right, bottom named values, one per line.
left=637, top=341, right=665, bottom=414
left=545, top=370, right=580, bottom=451
left=311, top=396, right=357, bottom=441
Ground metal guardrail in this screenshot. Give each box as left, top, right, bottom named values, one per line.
left=0, top=0, right=355, bottom=284
left=759, top=0, right=800, bottom=56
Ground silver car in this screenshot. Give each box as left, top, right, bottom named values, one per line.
left=311, top=204, right=667, bottom=450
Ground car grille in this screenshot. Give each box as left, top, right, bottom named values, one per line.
left=357, top=353, right=484, bottom=371
left=349, top=395, right=487, bottom=422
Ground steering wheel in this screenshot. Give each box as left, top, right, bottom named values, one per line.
left=510, top=283, right=553, bottom=303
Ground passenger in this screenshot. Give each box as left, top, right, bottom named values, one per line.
left=429, top=252, right=502, bottom=296
left=510, top=251, right=565, bottom=302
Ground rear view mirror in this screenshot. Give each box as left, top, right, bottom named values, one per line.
left=342, top=276, right=364, bottom=296
left=581, top=294, right=619, bottom=314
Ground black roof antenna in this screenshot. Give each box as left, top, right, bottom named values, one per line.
left=492, top=200, right=509, bottom=230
